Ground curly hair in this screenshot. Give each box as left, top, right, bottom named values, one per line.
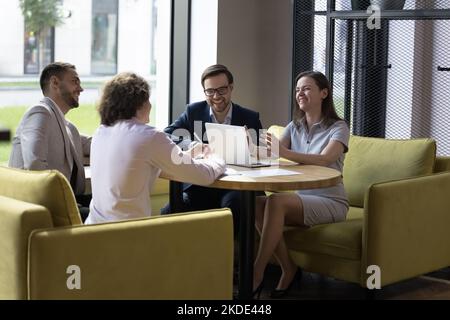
left=98, top=72, right=150, bottom=126
left=292, top=71, right=343, bottom=128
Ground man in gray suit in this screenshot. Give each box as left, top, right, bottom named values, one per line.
left=9, top=62, right=91, bottom=220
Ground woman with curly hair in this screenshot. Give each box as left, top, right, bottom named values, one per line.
left=85, top=72, right=225, bottom=224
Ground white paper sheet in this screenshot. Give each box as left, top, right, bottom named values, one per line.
left=224, top=167, right=241, bottom=176
left=238, top=168, right=302, bottom=178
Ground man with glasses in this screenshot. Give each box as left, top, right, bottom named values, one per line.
left=162, top=64, right=262, bottom=236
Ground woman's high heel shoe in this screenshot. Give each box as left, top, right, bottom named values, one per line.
left=269, top=268, right=302, bottom=299
left=252, top=280, right=264, bottom=300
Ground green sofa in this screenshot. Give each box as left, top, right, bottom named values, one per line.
left=267, top=127, right=450, bottom=289
left=0, top=166, right=233, bottom=300
left=137, top=128, right=450, bottom=290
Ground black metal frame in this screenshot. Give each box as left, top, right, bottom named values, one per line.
left=238, top=191, right=255, bottom=300
left=330, top=9, right=450, bottom=20
left=325, top=0, right=336, bottom=82
left=169, top=0, right=192, bottom=124
left=291, top=1, right=315, bottom=117
left=292, top=1, right=450, bottom=136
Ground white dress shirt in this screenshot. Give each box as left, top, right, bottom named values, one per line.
left=85, top=119, right=225, bottom=224
left=209, top=103, right=233, bottom=124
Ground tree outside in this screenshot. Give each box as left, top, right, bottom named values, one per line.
left=19, top=0, right=65, bottom=73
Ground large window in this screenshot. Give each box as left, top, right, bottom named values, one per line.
left=0, top=0, right=172, bottom=165
left=91, top=0, right=118, bottom=75
left=293, top=0, right=450, bottom=155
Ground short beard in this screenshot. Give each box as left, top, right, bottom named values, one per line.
left=60, top=88, right=79, bottom=109
left=69, top=100, right=79, bottom=109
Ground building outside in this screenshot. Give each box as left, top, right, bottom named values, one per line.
left=1, top=0, right=161, bottom=77
left=0, top=0, right=171, bottom=128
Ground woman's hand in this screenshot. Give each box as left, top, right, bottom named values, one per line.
left=262, top=132, right=288, bottom=158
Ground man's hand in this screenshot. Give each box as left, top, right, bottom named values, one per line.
left=188, top=141, right=212, bottom=159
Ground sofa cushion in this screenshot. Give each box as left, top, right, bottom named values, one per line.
left=0, top=166, right=81, bottom=226
left=343, top=136, right=436, bottom=207
left=284, top=212, right=363, bottom=261
left=151, top=177, right=169, bottom=196
left=434, top=156, right=450, bottom=173
left=267, top=125, right=284, bottom=138
left=149, top=178, right=169, bottom=216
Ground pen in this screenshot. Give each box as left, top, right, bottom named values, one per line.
left=193, top=132, right=202, bottom=143
left=192, top=132, right=204, bottom=159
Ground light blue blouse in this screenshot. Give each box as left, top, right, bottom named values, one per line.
left=282, top=119, right=350, bottom=206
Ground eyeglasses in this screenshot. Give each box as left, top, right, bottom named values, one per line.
left=204, top=86, right=230, bottom=97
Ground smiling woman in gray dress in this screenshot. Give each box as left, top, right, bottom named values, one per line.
left=253, top=71, right=350, bottom=299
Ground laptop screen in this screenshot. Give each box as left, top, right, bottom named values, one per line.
left=205, top=123, right=252, bottom=165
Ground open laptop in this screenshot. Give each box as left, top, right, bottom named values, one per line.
left=205, top=123, right=271, bottom=168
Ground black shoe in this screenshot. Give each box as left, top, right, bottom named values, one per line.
left=269, top=268, right=302, bottom=299
left=252, top=280, right=265, bottom=300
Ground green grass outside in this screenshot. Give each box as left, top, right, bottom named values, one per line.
left=0, top=104, right=156, bottom=165
left=0, top=105, right=29, bottom=166
left=0, top=104, right=100, bottom=165
left=0, top=103, right=157, bottom=166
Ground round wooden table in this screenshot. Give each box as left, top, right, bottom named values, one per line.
left=164, top=163, right=342, bottom=300
left=208, top=164, right=342, bottom=191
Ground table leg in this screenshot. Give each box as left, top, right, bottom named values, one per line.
left=238, top=190, right=255, bottom=300
left=169, top=181, right=184, bottom=213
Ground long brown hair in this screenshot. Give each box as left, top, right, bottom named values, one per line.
left=292, top=71, right=343, bottom=128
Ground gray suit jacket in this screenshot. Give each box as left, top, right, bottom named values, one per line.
left=9, top=97, right=91, bottom=195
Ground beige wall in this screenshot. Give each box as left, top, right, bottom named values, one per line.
left=217, top=0, right=292, bottom=129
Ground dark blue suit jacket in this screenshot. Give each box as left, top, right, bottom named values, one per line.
left=164, top=101, right=262, bottom=193
left=164, top=101, right=262, bottom=145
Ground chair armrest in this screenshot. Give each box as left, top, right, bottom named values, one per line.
left=435, top=156, right=450, bottom=173
left=0, top=196, right=53, bottom=300
left=362, top=172, right=450, bottom=286
left=28, top=209, right=233, bottom=300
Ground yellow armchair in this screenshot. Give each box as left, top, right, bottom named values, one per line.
left=268, top=125, right=450, bottom=288
left=0, top=166, right=233, bottom=299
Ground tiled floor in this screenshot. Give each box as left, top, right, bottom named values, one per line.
left=241, top=265, right=450, bottom=300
